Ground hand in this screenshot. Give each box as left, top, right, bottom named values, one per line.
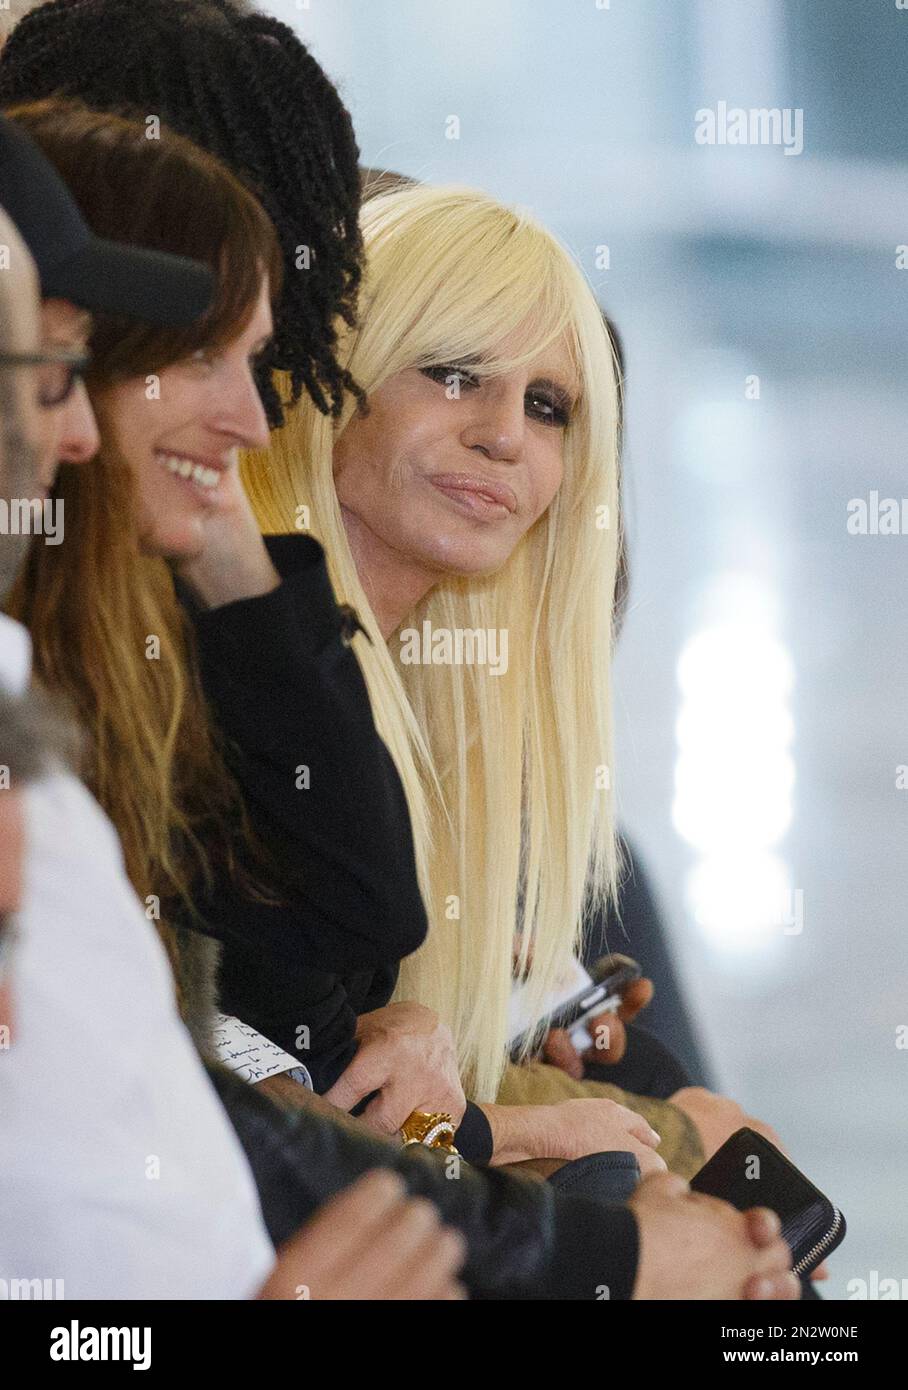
left=630, top=1171, right=800, bottom=1300
left=258, top=1171, right=467, bottom=1300
left=542, top=976, right=654, bottom=1078
left=172, top=459, right=280, bottom=609
left=667, top=1091, right=829, bottom=1284
left=669, top=1087, right=785, bottom=1163
left=539, top=1097, right=667, bottom=1174
left=323, top=1002, right=467, bottom=1137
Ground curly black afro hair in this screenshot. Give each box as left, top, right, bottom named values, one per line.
left=0, top=0, right=365, bottom=426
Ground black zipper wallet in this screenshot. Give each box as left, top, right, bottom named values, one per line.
left=690, top=1127, right=846, bottom=1277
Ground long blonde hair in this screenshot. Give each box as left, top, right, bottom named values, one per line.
left=242, top=185, right=622, bottom=1100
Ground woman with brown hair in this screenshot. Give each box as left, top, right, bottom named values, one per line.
left=6, top=97, right=285, bottom=1018
left=7, top=85, right=442, bottom=1016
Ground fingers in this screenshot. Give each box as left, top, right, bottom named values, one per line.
left=261, top=1170, right=409, bottom=1297
left=743, top=1209, right=797, bottom=1293
left=380, top=1219, right=468, bottom=1300
left=543, top=1027, right=584, bottom=1079
left=745, top=1117, right=788, bottom=1156
left=747, top=1227, right=794, bottom=1289
left=288, top=1169, right=408, bottom=1269
left=635, top=1169, right=690, bottom=1199
left=744, top=1206, right=781, bottom=1248
left=339, top=1196, right=464, bottom=1300
left=287, top=1174, right=467, bottom=1301
left=635, top=1145, right=668, bottom=1176
left=583, top=1012, right=627, bottom=1064
left=744, top=1270, right=801, bottom=1301
left=617, top=976, right=654, bottom=1022
left=360, top=1077, right=465, bottom=1137
left=325, top=1023, right=466, bottom=1133
left=360, top=1083, right=416, bottom=1136
left=622, top=1108, right=662, bottom=1150
left=322, top=1050, right=386, bottom=1114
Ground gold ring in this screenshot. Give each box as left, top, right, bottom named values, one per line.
left=399, top=1109, right=459, bottom=1153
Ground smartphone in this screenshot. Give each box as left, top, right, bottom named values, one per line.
left=508, top=953, right=642, bottom=1060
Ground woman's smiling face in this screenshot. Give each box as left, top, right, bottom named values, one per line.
left=333, top=326, right=578, bottom=582
left=96, top=279, right=273, bottom=560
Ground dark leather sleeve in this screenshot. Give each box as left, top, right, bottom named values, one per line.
left=209, top=1065, right=640, bottom=1300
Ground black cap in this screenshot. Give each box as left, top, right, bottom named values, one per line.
left=0, top=113, right=214, bottom=326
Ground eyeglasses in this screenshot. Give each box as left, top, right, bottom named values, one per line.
left=0, top=348, right=91, bottom=409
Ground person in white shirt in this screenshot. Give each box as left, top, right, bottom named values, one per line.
left=0, top=649, right=278, bottom=1299
left=0, top=654, right=465, bottom=1301
left=0, top=146, right=466, bottom=1300
left=0, top=192, right=275, bottom=1300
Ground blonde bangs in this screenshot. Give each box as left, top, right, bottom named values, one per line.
left=349, top=185, right=584, bottom=402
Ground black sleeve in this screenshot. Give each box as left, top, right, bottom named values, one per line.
left=210, top=1063, right=640, bottom=1300
left=178, top=533, right=428, bottom=975
left=542, top=1194, right=639, bottom=1301
left=455, top=1101, right=494, bottom=1166
left=214, top=923, right=364, bottom=1094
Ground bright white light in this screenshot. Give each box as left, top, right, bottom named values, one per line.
left=685, top=851, right=794, bottom=955
left=673, top=749, right=794, bottom=853
left=677, top=624, right=794, bottom=701
left=675, top=703, right=794, bottom=756
left=674, top=605, right=796, bottom=956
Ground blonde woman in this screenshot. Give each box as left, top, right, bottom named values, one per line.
left=241, top=184, right=784, bottom=1176
left=253, top=184, right=620, bottom=1096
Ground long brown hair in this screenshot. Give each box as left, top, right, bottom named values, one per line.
left=5, top=97, right=283, bottom=1002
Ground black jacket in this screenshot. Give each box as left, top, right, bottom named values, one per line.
left=210, top=1063, right=640, bottom=1300
left=180, top=535, right=493, bottom=1162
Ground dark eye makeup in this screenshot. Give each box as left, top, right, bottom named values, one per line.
left=420, top=364, right=575, bottom=427
left=525, top=379, right=574, bottom=428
